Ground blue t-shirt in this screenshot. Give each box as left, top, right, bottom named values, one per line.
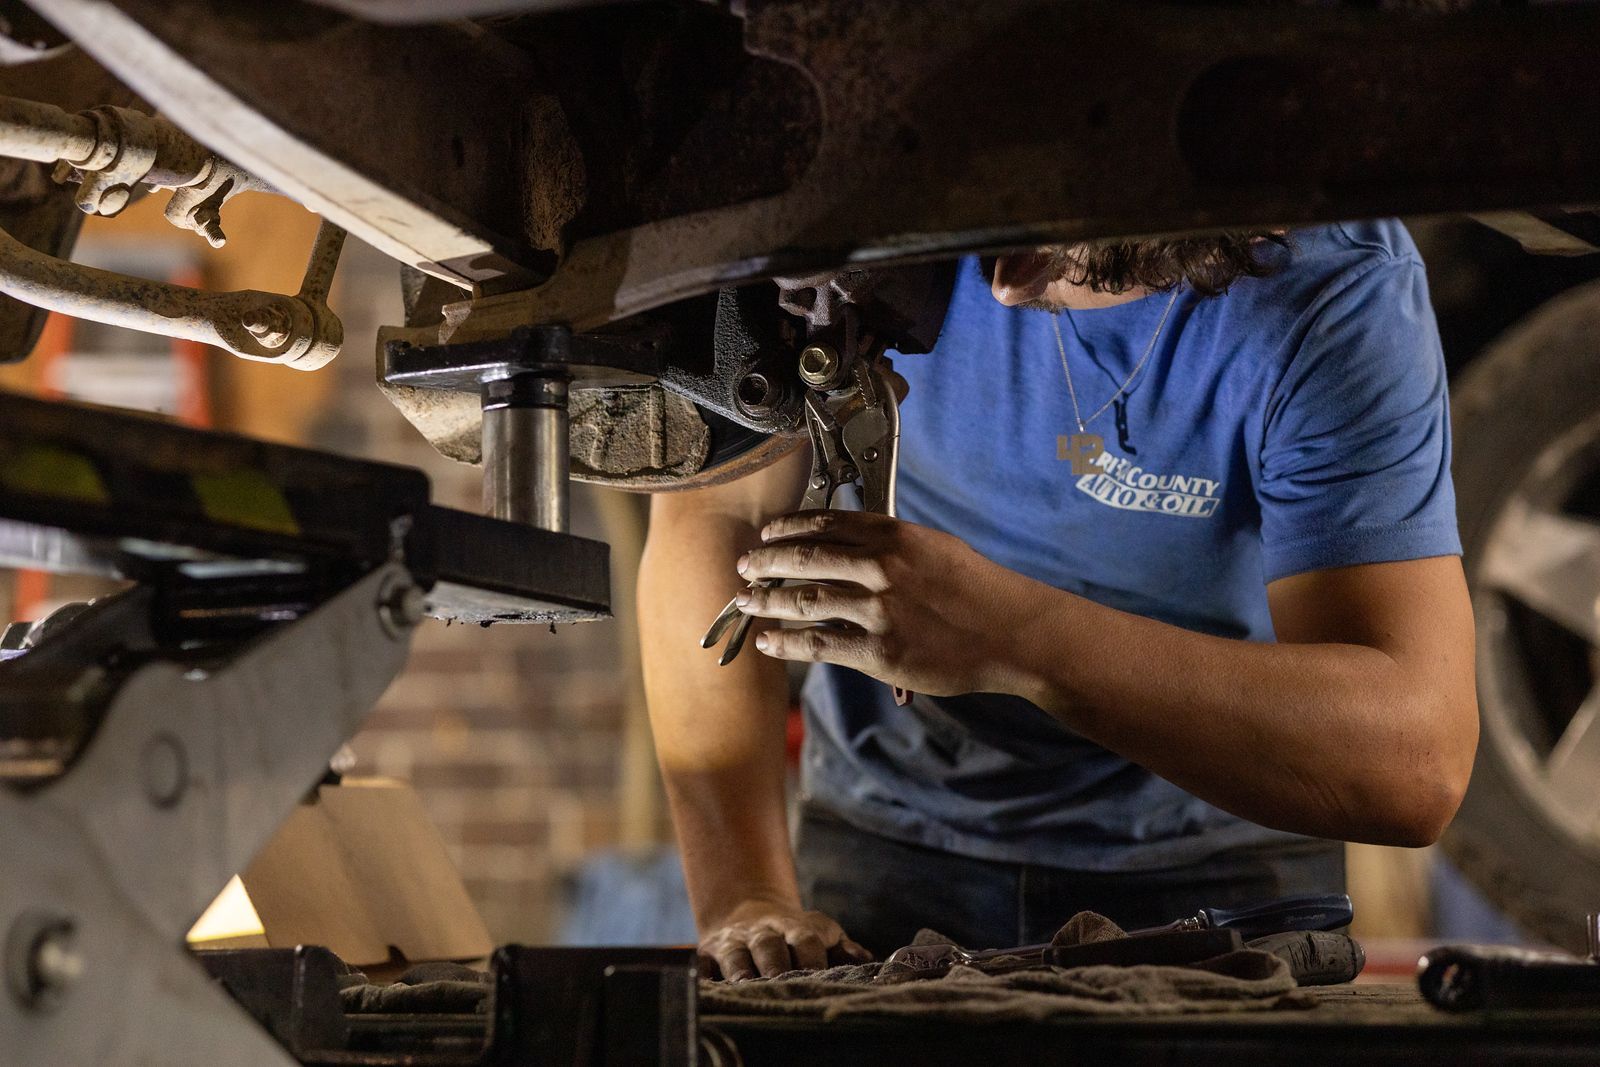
left=800, top=219, right=1461, bottom=873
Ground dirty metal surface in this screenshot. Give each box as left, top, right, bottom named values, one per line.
left=32, top=0, right=572, bottom=288
left=38, top=1, right=1600, bottom=323
left=27, top=0, right=1600, bottom=486
left=430, top=0, right=1600, bottom=341
left=0, top=45, right=137, bottom=362
left=374, top=0, right=1600, bottom=457
left=304, top=0, right=651, bottom=21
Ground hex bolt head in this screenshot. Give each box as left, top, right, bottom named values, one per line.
left=140, top=733, right=188, bottom=809
left=798, top=343, right=841, bottom=388
left=5, top=915, right=82, bottom=1012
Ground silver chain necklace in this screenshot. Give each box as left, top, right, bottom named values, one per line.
left=1050, top=287, right=1180, bottom=434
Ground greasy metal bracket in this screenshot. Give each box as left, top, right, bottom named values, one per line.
left=0, top=91, right=351, bottom=366
left=384, top=322, right=662, bottom=394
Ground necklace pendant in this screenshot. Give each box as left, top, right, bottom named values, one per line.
left=1057, top=431, right=1104, bottom=476
left=1113, top=398, right=1137, bottom=455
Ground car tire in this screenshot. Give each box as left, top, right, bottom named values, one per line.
left=1445, top=278, right=1600, bottom=954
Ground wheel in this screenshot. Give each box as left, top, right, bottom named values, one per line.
left=1445, top=278, right=1600, bottom=953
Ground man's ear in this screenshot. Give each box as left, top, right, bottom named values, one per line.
left=990, top=248, right=1063, bottom=306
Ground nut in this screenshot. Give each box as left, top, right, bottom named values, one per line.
left=242, top=304, right=292, bottom=348
left=798, top=343, right=842, bottom=388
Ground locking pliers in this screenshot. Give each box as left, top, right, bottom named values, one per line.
left=699, top=358, right=900, bottom=668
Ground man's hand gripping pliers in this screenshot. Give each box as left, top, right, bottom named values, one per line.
left=699, top=358, right=906, bottom=705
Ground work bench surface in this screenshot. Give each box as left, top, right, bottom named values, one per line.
left=705, top=983, right=1600, bottom=1065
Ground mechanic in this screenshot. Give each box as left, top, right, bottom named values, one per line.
left=638, top=219, right=1479, bottom=980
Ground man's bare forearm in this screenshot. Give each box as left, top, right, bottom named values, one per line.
left=1000, top=565, right=1478, bottom=847
left=639, top=459, right=808, bottom=929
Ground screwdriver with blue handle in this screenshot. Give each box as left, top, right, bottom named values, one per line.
left=1143, top=891, right=1354, bottom=940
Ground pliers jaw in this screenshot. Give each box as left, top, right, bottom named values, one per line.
left=700, top=354, right=902, bottom=666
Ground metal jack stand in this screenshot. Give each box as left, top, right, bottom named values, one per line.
left=384, top=322, right=661, bottom=534
left=0, top=565, right=416, bottom=1066
left=0, top=390, right=612, bottom=1064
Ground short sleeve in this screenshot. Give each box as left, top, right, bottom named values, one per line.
left=1257, top=255, right=1461, bottom=583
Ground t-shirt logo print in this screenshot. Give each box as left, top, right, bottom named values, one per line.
left=1056, top=433, right=1105, bottom=476
left=1074, top=450, right=1222, bottom=518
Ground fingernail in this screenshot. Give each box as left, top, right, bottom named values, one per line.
left=736, top=554, right=749, bottom=574
left=734, top=591, right=750, bottom=608
left=760, top=525, right=773, bottom=541
left=755, top=632, right=769, bottom=651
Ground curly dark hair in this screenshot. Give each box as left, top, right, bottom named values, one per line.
left=1037, top=232, right=1288, bottom=299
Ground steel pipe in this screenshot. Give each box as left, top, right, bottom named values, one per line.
left=481, top=376, right=569, bottom=532
left=0, top=218, right=344, bottom=369
left=0, top=96, right=97, bottom=164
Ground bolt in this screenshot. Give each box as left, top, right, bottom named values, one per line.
left=798, top=343, right=841, bottom=388
left=861, top=447, right=880, bottom=463
left=242, top=304, right=292, bottom=348
left=141, top=733, right=187, bottom=808
left=193, top=205, right=227, bottom=248
left=379, top=581, right=427, bottom=637
left=6, top=916, right=81, bottom=1012
left=811, top=475, right=828, bottom=490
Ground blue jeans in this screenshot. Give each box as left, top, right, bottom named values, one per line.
left=794, top=806, right=1346, bottom=957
